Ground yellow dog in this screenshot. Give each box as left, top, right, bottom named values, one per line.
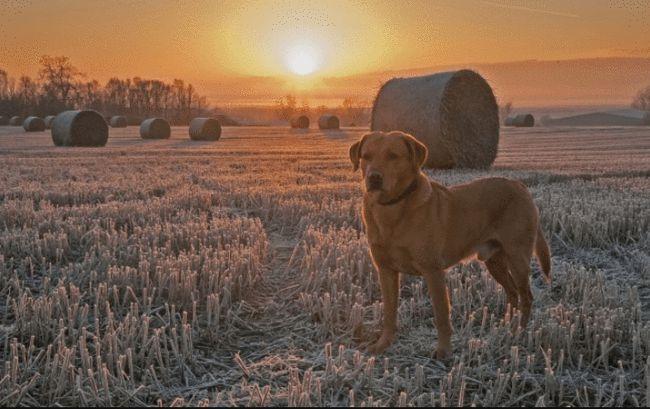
left=349, top=131, right=551, bottom=358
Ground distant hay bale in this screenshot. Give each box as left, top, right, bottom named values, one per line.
left=189, top=117, right=221, bottom=141
left=51, top=110, right=109, bottom=147
left=109, top=115, right=128, bottom=128
left=23, top=116, right=46, bottom=132
left=290, top=115, right=310, bottom=129
left=0, top=116, right=8, bottom=125
left=140, top=118, right=171, bottom=139
left=506, top=114, right=535, bottom=127
left=371, top=69, right=499, bottom=169
left=318, top=115, right=340, bottom=130
left=44, top=115, right=56, bottom=129
left=9, top=116, right=24, bottom=126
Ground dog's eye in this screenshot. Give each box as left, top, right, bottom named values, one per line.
left=387, top=152, right=399, bottom=160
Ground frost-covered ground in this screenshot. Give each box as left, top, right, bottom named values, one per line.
left=0, top=125, right=648, bottom=406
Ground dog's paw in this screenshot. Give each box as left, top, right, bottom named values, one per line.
left=435, top=345, right=452, bottom=361
left=366, top=334, right=394, bottom=354
left=352, top=323, right=372, bottom=344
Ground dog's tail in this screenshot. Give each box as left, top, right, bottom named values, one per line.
left=535, top=224, right=552, bottom=283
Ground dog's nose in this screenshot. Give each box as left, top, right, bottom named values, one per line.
left=367, top=172, right=383, bottom=190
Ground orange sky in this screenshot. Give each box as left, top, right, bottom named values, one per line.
left=1, top=0, right=649, bottom=106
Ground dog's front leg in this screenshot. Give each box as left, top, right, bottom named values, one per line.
left=423, top=271, right=453, bottom=359
left=367, top=266, right=399, bottom=354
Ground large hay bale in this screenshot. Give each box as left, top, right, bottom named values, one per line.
left=109, top=115, right=128, bottom=128
left=140, top=118, right=171, bottom=139
left=0, top=116, right=9, bottom=125
left=371, top=69, right=499, bottom=169
left=318, top=115, right=340, bottom=130
left=290, top=115, right=310, bottom=129
left=189, top=117, right=221, bottom=141
left=44, top=115, right=56, bottom=129
left=506, top=114, right=535, bottom=127
left=51, top=110, right=109, bottom=147
left=9, top=116, right=24, bottom=126
left=23, top=116, right=46, bottom=132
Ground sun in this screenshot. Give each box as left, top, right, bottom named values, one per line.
left=285, top=43, right=322, bottom=76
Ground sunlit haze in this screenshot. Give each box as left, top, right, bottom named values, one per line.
left=1, top=0, right=649, bottom=106
left=285, top=43, right=322, bottom=76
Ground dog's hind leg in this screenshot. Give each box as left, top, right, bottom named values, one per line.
left=485, top=251, right=519, bottom=313
left=505, top=253, right=534, bottom=327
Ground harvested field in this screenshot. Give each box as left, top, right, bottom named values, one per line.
left=0, top=125, right=649, bottom=406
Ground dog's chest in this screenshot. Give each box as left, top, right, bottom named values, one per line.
left=377, top=227, right=424, bottom=275
left=386, top=245, right=421, bottom=276
left=365, top=204, right=436, bottom=275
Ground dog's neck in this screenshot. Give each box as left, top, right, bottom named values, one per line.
left=365, top=172, right=432, bottom=212
left=377, top=177, right=420, bottom=206
left=363, top=173, right=435, bottom=242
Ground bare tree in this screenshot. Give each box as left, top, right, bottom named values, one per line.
left=499, top=102, right=513, bottom=124
left=274, top=94, right=297, bottom=121
left=315, top=104, right=328, bottom=118
left=299, top=99, right=310, bottom=115
left=39, top=55, right=82, bottom=107
left=75, top=80, right=103, bottom=111
left=632, top=86, right=650, bottom=125
left=0, top=69, right=9, bottom=99
left=105, top=77, right=130, bottom=114
left=340, top=97, right=368, bottom=126
left=17, top=76, right=39, bottom=112
left=1, top=55, right=210, bottom=122
left=632, top=85, right=650, bottom=112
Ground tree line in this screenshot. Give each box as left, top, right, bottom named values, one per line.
left=274, top=94, right=371, bottom=126
left=0, top=56, right=212, bottom=125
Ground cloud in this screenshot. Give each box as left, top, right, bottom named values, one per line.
left=480, top=1, right=580, bottom=18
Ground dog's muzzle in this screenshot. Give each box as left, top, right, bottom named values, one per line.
left=367, top=172, right=383, bottom=191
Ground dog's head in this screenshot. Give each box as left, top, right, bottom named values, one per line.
left=349, top=131, right=427, bottom=199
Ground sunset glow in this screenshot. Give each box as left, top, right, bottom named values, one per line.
left=285, top=43, right=322, bottom=76
left=0, top=0, right=649, bottom=106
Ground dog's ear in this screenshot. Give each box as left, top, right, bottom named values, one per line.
left=401, top=133, right=428, bottom=170
left=349, top=134, right=368, bottom=171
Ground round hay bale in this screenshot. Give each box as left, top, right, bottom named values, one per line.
left=0, top=116, right=9, bottom=126
left=507, top=114, right=535, bottom=127
left=189, top=117, right=221, bottom=141
left=23, top=116, right=46, bottom=132
left=51, top=110, right=109, bottom=147
left=140, top=118, right=171, bottom=139
left=371, top=69, right=499, bottom=169
left=318, top=115, right=340, bottom=130
left=44, top=115, right=56, bottom=129
left=109, top=115, right=128, bottom=128
left=9, top=116, right=24, bottom=126
left=290, top=115, right=310, bottom=129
